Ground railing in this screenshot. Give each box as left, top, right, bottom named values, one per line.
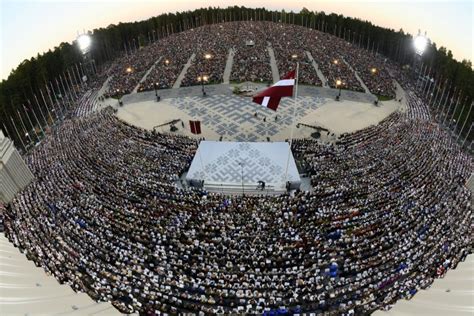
left=203, top=182, right=286, bottom=195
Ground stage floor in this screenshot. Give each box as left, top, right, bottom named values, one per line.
left=186, top=141, right=301, bottom=192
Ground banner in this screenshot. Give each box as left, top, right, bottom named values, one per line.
left=189, top=120, right=201, bottom=134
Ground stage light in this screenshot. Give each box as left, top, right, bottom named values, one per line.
left=77, top=34, right=91, bottom=52
left=414, top=35, right=428, bottom=56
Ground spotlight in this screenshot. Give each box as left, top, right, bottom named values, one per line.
left=414, top=35, right=428, bottom=56
left=77, top=34, right=91, bottom=53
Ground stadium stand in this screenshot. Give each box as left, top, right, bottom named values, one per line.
left=2, top=21, right=472, bottom=315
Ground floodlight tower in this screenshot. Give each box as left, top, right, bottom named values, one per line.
left=413, top=31, right=430, bottom=90
left=76, top=33, right=96, bottom=83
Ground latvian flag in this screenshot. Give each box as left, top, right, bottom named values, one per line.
left=189, top=120, right=201, bottom=134
left=252, top=70, right=295, bottom=111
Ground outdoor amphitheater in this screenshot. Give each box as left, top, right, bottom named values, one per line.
left=0, top=7, right=473, bottom=316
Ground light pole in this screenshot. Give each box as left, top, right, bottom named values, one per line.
left=336, top=79, right=342, bottom=100
left=199, top=53, right=212, bottom=96
left=413, top=31, right=429, bottom=88
left=76, top=34, right=94, bottom=80
left=154, top=82, right=160, bottom=101
left=155, top=59, right=169, bottom=100
left=125, top=67, right=133, bottom=95
left=370, top=67, right=378, bottom=102
left=197, top=75, right=209, bottom=97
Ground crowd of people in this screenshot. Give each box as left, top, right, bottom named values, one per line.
left=2, top=19, right=471, bottom=316
left=139, top=32, right=197, bottom=92
left=4, top=77, right=472, bottom=315
left=101, top=21, right=396, bottom=97
left=268, top=23, right=322, bottom=86
left=104, top=49, right=157, bottom=97
left=181, top=24, right=235, bottom=87
left=344, top=47, right=396, bottom=98
left=229, top=21, right=273, bottom=83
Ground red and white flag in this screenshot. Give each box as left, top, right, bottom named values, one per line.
left=189, top=120, right=201, bottom=134
left=252, top=70, right=296, bottom=111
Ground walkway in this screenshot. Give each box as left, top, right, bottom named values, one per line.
left=97, top=76, right=112, bottom=98
left=306, top=51, right=329, bottom=88
left=267, top=44, right=280, bottom=83
left=222, top=48, right=235, bottom=84
left=0, top=235, right=123, bottom=315
left=342, top=57, right=371, bottom=94
left=173, top=53, right=195, bottom=89
left=374, top=255, right=474, bottom=316
left=132, top=57, right=162, bottom=93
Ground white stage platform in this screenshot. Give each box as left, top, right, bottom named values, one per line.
left=186, top=141, right=301, bottom=194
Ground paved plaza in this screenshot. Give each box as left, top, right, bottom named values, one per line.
left=116, top=83, right=402, bottom=142
left=169, top=94, right=324, bottom=141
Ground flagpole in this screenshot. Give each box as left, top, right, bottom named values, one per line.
left=448, top=93, right=467, bottom=128
left=429, top=78, right=440, bottom=108
left=428, top=75, right=439, bottom=104
left=17, top=109, right=33, bottom=144
left=59, top=75, right=70, bottom=111
left=10, top=116, right=27, bottom=152
left=1, top=122, right=9, bottom=138
left=67, top=69, right=78, bottom=100
left=40, top=89, right=54, bottom=123
left=457, top=102, right=473, bottom=141
left=52, top=80, right=65, bottom=118
left=462, top=123, right=473, bottom=147
left=441, top=87, right=454, bottom=125
left=423, top=73, right=432, bottom=98
left=23, top=105, right=42, bottom=141
left=197, top=139, right=207, bottom=186
left=290, top=62, right=299, bottom=144
left=28, top=101, right=46, bottom=136
left=284, top=61, right=299, bottom=189
left=32, top=95, right=49, bottom=129
left=436, top=83, right=449, bottom=121
left=449, top=93, right=463, bottom=127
